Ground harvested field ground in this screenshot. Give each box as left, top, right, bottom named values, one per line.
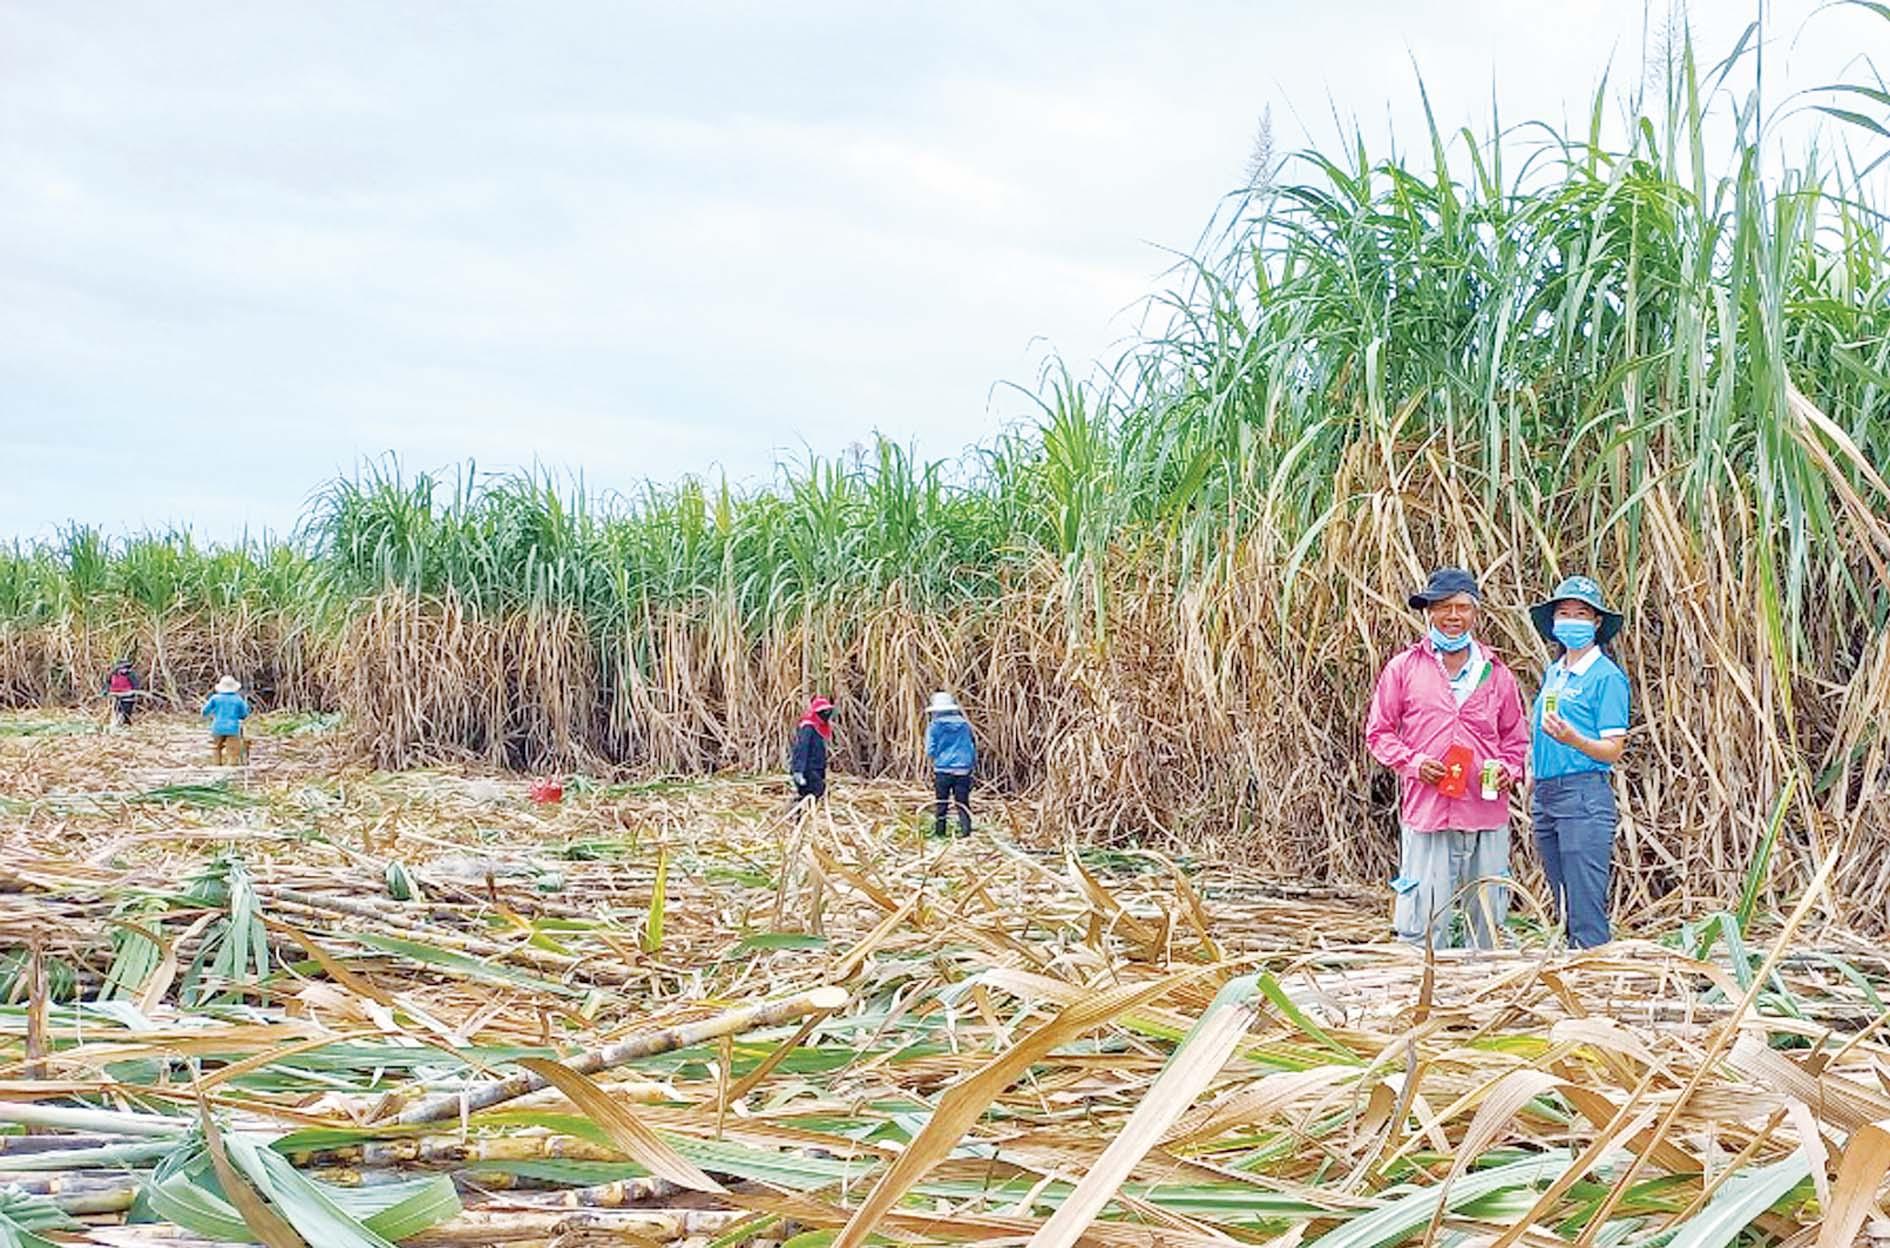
left=2, top=712, right=1888, bottom=1246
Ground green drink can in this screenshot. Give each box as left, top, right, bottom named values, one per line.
left=1480, top=760, right=1502, bottom=800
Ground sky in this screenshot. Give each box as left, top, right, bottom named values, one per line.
left=0, top=1, right=1880, bottom=542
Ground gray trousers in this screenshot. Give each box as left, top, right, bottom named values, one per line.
left=1532, top=771, right=1617, bottom=948
left=1394, top=826, right=1510, bottom=950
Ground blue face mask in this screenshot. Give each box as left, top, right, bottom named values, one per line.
left=1428, top=626, right=1473, bottom=653
left=1553, top=619, right=1598, bottom=650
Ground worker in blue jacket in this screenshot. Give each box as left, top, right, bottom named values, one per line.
left=925, top=691, right=976, bottom=836
left=202, top=675, right=251, bottom=766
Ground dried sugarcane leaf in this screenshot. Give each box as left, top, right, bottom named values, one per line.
left=1817, top=1118, right=1890, bottom=1248
left=515, top=1056, right=724, bottom=1193
left=830, top=966, right=1216, bottom=1248
left=1028, top=977, right=1260, bottom=1248
left=198, top=1104, right=308, bottom=1248
left=1420, top=1069, right=1565, bottom=1244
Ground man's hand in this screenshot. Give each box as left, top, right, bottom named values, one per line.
left=1416, top=757, right=1446, bottom=785
left=1542, top=712, right=1582, bottom=746
left=791, top=772, right=806, bottom=788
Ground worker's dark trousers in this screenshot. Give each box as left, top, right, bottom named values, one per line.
left=933, top=771, right=971, bottom=835
left=1531, top=772, right=1617, bottom=948
left=786, top=778, right=825, bottom=815
left=112, top=696, right=135, bottom=726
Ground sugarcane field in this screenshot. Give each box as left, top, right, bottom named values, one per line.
left=7, top=4, right=1890, bottom=1247
left=2, top=704, right=1888, bottom=1248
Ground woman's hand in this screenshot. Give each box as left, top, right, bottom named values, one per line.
left=1493, top=763, right=1518, bottom=792
left=1416, top=757, right=1446, bottom=784
left=1541, top=712, right=1582, bottom=746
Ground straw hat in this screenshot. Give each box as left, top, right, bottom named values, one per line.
left=927, top=691, right=961, bottom=714
left=215, top=675, right=241, bottom=694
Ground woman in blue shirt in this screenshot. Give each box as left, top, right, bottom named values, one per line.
left=1528, top=577, right=1630, bottom=948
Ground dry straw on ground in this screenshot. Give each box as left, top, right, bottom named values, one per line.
left=9, top=14, right=1890, bottom=923
left=4, top=713, right=1890, bottom=1245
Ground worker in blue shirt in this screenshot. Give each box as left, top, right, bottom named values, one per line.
left=924, top=691, right=976, bottom=836
left=1528, top=577, right=1631, bottom=948
left=202, top=675, right=252, bottom=766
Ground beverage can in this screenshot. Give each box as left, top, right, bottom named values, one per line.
left=1544, top=668, right=1571, bottom=717
left=1480, top=760, right=1502, bottom=800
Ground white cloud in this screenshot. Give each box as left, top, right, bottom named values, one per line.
left=0, top=0, right=1877, bottom=541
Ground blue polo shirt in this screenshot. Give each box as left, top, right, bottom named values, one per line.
left=1530, top=648, right=1630, bottom=780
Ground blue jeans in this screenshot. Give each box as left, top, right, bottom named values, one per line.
left=1531, top=772, right=1617, bottom=948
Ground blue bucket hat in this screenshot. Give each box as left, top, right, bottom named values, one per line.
left=1407, top=567, right=1482, bottom=610
left=1530, top=575, right=1623, bottom=646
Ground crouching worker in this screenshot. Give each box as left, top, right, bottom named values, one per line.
left=925, top=691, right=975, bottom=836
left=203, top=675, right=251, bottom=766
left=787, top=696, right=834, bottom=812
left=1365, top=568, right=1529, bottom=949
left=105, top=660, right=139, bottom=728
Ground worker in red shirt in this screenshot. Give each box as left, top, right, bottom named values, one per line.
left=104, top=660, right=140, bottom=728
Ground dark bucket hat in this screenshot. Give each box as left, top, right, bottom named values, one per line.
left=1407, top=567, right=1482, bottom=610
left=1530, top=575, right=1623, bottom=646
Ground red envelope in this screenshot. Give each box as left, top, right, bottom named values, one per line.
left=1437, top=743, right=1474, bottom=799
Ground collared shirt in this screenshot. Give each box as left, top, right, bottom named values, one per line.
left=1530, top=647, right=1631, bottom=780
left=1444, top=641, right=1489, bottom=706
left=1365, top=637, right=1530, bottom=832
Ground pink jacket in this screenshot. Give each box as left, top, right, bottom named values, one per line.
left=1365, top=639, right=1529, bottom=832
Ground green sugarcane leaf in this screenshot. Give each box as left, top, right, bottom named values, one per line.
left=1736, top=778, right=1793, bottom=928
left=1307, top=1154, right=1573, bottom=1248
left=145, top=1146, right=265, bottom=1243
left=355, top=1176, right=462, bottom=1242
left=642, top=848, right=667, bottom=953
left=1256, top=971, right=1360, bottom=1063
left=383, top=862, right=421, bottom=902
left=739, top=932, right=830, bottom=950
left=350, top=932, right=577, bottom=997
left=0, top=1188, right=81, bottom=1237
left=227, top=1137, right=394, bottom=1248
left=1666, top=1157, right=1811, bottom=1248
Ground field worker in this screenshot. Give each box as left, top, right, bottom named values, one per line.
left=1365, top=568, right=1529, bottom=949
left=787, top=695, right=835, bottom=811
left=925, top=691, right=976, bottom=836
left=1528, top=576, right=1630, bottom=948
left=202, top=675, right=251, bottom=766
left=104, top=659, right=139, bottom=728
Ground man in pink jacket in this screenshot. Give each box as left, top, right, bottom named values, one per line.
left=1365, top=568, right=1529, bottom=949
